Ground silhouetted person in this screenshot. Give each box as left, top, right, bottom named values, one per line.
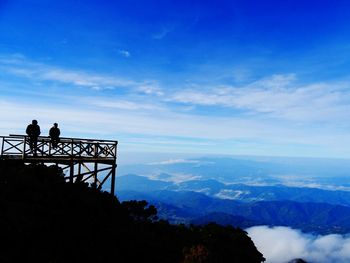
left=26, top=119, right=41, bottom=156
left=49, top=123, right=60, bottom=149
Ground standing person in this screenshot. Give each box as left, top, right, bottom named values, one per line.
left=26, top=119, right=41, bottom=156
left=49, top=123, right=60, bottom=149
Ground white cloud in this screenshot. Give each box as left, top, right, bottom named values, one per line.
left=40, top=69, right=136, bottom=88
left=152, top=26, right=172, bottom=40
left=151, top=173, right=201, bottom=183
left=148, top=159, right=201, bottom=165
left=280, top=181, right=350, bottom=192
left=169, top=74, right=350, bottom=123
left=215, top=189, right=250, bottom=200
left=2, top=97, right=350, bottom=155
left=137, top=84, right=164, bottom=96
left=85, top=98, right=163, bottom=111
left=0, top=56, right=139, bottom=89
left=118, top=49, right=130, bottom=58
left=2, top=55, right=350, bottom=157
left=251, top=73, right=296, bottom=89
left=247, top=226, right=350, bottom=263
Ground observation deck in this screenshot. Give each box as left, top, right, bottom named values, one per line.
left=0, top=134, right=118, bottom=195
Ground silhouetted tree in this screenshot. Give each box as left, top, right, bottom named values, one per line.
left=121, top=200, right=158, bottom=221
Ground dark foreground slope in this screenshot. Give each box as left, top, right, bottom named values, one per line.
left=0, top=161, right=264, bottom=263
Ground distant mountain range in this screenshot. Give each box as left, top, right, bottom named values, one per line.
left=116, top=173, right=350, bottom=234
left=116, top=173, right=350, bottom=206
left=118, top=156, right=350, bottom=185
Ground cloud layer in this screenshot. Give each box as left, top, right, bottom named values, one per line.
left=247, top=226, right=350, bottom=263
left=2, top=55, right=350, bottom=157
left=170, top=75, right=350, bottom=123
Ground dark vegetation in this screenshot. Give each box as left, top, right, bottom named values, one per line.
left=0, top=160, right=265, bottom=263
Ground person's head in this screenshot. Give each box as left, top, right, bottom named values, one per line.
left=32, top=119, right=38, bottom=125
left=54, top=123, right=58, bottom=128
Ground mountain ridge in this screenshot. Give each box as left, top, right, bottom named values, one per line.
left=118, top=187, right=350, bottom=234
left=0, top=160, right=265, bottom=262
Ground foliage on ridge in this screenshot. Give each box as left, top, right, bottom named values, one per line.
left=0, top=160, right=265, bottom=262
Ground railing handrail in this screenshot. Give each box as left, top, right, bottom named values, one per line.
left=2, top=134, right=118, bottom=144
left=1, top=134, right=118, bottom=160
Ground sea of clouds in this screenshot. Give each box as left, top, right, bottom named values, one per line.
left=247, top=226, right=350, bottom=263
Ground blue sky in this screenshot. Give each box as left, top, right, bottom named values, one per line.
left=1, top=0, right=350, bottom=159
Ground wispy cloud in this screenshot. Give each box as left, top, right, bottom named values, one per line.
left=148, top=159, right=201, bottom=165
left=2, top=55, right=350, bottom=157
left=0, top=55, right=139, bottom=90
left=169, top=74, right=350, bottom=122
left=0, top=98, right=286, bottom=139
left=152, top=26, right=172, bottom=40
left=85, top=98, right=163, bottom=111
left=151, top=173, right=201, bottom=183
left=136, top=84, right=164, bottom=96
left=118, top=49, right=130, bottom=58
left=215, top=189, right=250, bottom=200
left=40, top=69, right=137, bottom=89
left=3, top=96, right=350, bottom=155
left=279, top=180, right=350, bottom=192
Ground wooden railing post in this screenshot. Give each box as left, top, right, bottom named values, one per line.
left=71, top=139, right=74, bottom=157
left=48, top=137, right=51, bottom=156
left=22, top=136, right=26, bottom=159
left=70, top=139, right=74, bottom=183
left=111, top=163, right=116, bottom=196
left=0, top=137, right=4, bottom=158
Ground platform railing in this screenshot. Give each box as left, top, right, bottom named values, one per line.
left=0, top=134, right=118, bottom=160
left=1, top=134, right=118, bottom=195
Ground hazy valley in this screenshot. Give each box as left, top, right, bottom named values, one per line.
left=116, top=156, right=350, bottom=262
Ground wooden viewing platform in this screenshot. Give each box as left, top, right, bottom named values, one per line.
left=0, top=134, right=118, bottom=195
